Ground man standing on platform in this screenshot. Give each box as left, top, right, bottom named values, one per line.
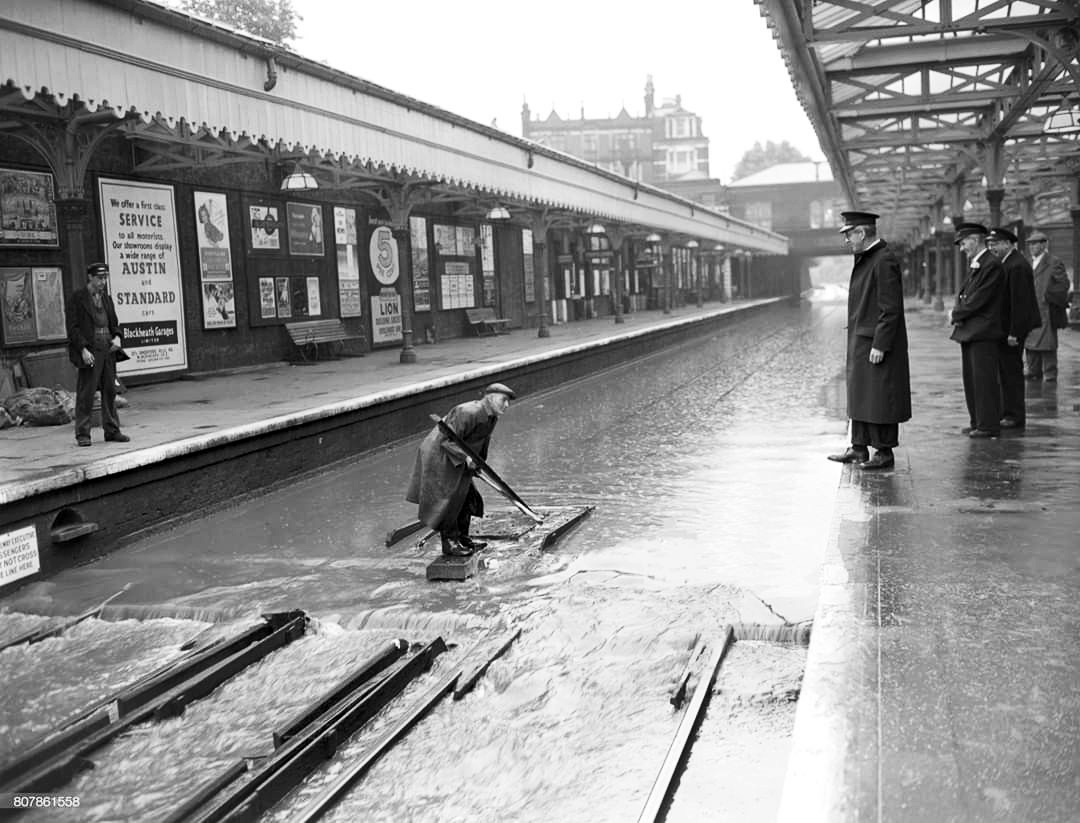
left=950, top=223, right=1006, bottom=438
left=1023, top=230, right=1071, bottom=384
left=66, top=262, right=130, bottom=447
left=406, top=383, right=515, bottom=557
left=828, top=211, right=911, bottom=470
left=987, top=227, right=1040, bottom=429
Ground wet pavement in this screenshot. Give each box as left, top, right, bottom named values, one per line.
left=780, top=308, right=1080, bottom=823
left=2, top=296, right=1078, bottom=821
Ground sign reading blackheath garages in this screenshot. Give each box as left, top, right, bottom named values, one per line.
left=98, top=179, right=187, bottom=375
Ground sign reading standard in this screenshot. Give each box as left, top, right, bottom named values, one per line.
left=98, top=179, right=187, bottom=375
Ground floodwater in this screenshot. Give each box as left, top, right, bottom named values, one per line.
left=11, top=299, right=854, bottom=821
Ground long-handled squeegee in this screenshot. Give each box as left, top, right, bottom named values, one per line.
left=429, top=414, right=544, bottom=523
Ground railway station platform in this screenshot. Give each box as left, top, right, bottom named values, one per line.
left=780, top=311, right=1080, bottom=822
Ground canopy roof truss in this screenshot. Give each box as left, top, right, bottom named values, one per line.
left=756, top=0, right=1080, bottom=241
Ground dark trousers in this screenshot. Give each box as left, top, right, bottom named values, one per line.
left=74, top=350, right=120, bottom=440
left=851, top=420, right=898, bottom=450
left=961, top=340, right=1001, bottom=433
left=439, top=484, right=482, bottom=540
left=998, top=340, right=1026, bottom=423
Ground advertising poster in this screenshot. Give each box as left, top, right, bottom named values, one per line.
left=249, top=204, right=281, bottom=250
left=194, top=191, right=232, bottom=280
left=1, top=267, right=35, bottom=344
left=334, top=206, right=362, bottom=318
left=259, top=277, right=277, bottom=318
left=276, top=277, right=292, bottom=318
left=371, top=290, right=402, bottom=345
left=306, top=277, right=321, bottom=316
left=410, top=216, right=430, bottom=312
left=194, top=191, right=236, bottom=329
left=287, top=202, right=325, bottom=257
left=99, top=178, right=186, bottom=375
left=32, top=267, right=66, bottom=339
left=202, top=282, right=235, bottom=329
left=368, top=225, right=399, bottom=286
left=0, top=168, right=58, bottom=246
left=522, top=229, right=536, bottom=303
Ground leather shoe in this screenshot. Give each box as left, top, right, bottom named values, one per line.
left=105, top=432, right=131, bottom=443
left=960, top=426, right=975, bottom=435
left=999, top=418, right=1024, bottom=429
left=458, top=536, right=487, bottom=551
left=827, top=447, right=869, bottom=464
left=76, top=438, right=91, bottom=447
left=858, top=451, right=894, bottom=470
left=968, top=429, right=998, bottom=439
left=441, top=540, right=475, bottom=557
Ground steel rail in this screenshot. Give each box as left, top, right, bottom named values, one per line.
left=295, top=627, right=523, bottom=822
left=272, top=639, right=408, bottom=748
left=186, top=638, right=449, bottom=823
left=638, top=625, right=735, bottom=823
left=0, top=612, right=308, bottom=796
left=0, top=586, right=129, bottom=653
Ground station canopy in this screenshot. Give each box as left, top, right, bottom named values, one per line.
left=755, top=0, right=1080, bottom=240
left=0, top=0, right=785, bottom=254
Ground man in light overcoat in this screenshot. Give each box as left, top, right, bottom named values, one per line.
left=1023, top=230, right=1071, bottom=383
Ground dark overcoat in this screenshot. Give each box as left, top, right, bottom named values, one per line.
left=1026, top=252, right=1070, bottom=351
left=950, top=252, right=1006, bottom=343
left=998, top=249, right=1040, bottom=342
left=845, top=240, right=911, bottom=424
left=66, top=287, right=121, bottom=368
left=405, top=399, right=497, bottom=529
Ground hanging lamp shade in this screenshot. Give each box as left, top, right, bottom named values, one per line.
left=280, top=163, right=318, bottom=191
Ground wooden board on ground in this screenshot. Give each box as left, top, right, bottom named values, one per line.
left=422, top=505, right=594, bottom=582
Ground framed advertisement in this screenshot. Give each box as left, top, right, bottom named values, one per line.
left=334, top=206, right=362, bottom=318
left=1, top=267, right=35, bottom=344
left=259, top=277, right=277, bottom=319
left=0, top=168, right=59, bottom=247
left=98, top=177, right=187, bottom=375
left=32, top=267, right=66, bottom=340
left=248, top=203, right=282, bottom=251
left=194, top=191, right=237, bottom=329
left=287, top=202, right=325, bottom=257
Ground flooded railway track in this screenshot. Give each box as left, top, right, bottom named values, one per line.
left=0, top=610, right=520, bottom=821
left=1, top=608, right=805, bottom=822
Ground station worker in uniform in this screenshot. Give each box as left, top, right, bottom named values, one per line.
left=828, top=210, right=911, bottom=470
left=986, top=227, right=1040, bottom=429
left=406, top=383, right=515, bottom=557
left=1023, top=230, right=1071, bottom=383
left=66, top=262, right=130, bottom=447
left=950, top=223, right=1007, bottom=438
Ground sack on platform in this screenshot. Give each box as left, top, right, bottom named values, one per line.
left=1, top=387, right=75, bottom=426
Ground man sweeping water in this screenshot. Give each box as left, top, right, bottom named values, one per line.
left=406, top=383, right=515, bottom=557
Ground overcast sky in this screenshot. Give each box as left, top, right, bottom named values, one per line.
left=287, top=0, right=824, bottom=182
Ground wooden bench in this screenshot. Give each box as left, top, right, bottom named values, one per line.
left=465, top=307, right=511, bottom=336
left=284, top=318, right=358, bottom=361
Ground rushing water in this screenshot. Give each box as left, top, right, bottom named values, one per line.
left=8, top=300, right=851, bottom=821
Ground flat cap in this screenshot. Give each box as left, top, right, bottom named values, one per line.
left=1026, top=230, right=1048, bottom=243
left=483, top=382, right=515, bottom=399
left=987, top=227, right=1018, bottom=244
left=954, top=222, right=988, bottom=245
left=86, top=262, right=110, bottom=277
left=838, top=211, right=879, bottom=233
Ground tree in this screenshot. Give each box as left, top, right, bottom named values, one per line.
left=731, top=140, right=811, bottom=181
left=181, top=0, right=301, bottom=45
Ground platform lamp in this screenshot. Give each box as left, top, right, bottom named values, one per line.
left=645, top=232, right=667, bottom=314
left=280, top=162, right=318, bottom=191
left=485, top=205, right=511, bottom=221
left=686, top=239, right=701, bottom=308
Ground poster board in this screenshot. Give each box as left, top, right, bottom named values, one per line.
left=98, top=178, right=187, bottom=375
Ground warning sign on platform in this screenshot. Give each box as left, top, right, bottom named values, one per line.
left=0, top=525, right=40, bottom=586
